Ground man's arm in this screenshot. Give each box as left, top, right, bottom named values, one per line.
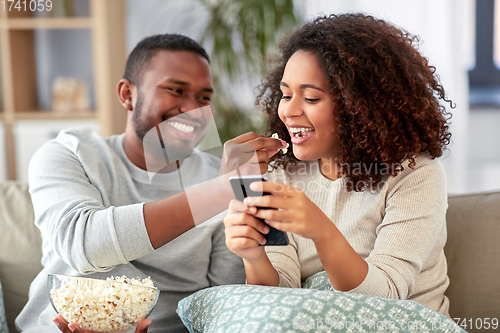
left=30, top=132, right=285, bottom=273
left=29, top=138, right=156, bottom=274
left=143, top=132, right=287, bottom=249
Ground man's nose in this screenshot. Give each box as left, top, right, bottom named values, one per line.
left=179, top=95, right=201, bottom=114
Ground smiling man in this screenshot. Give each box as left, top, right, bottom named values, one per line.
left=16, top=34, right=286, bottom=333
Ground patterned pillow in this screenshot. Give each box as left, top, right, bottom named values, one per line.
left=302, top=270, right=335, bottom=290
left=177, top=272, right=466, bottom=333
left=0, top=280, right=8, bottom=333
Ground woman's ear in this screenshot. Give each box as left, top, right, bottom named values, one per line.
left=117, top=79, right=135, bottom=111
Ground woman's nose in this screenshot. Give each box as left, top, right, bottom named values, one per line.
left=281, top=97, right=303, bottom=118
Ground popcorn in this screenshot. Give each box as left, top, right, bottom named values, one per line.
left=50, top=275, right=158, bottom=332
left=271, top=133, right=289, bottom=154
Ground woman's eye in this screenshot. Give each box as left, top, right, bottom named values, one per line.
left=305, top=98, right=319, bottom=103
left=281, top=95, right=292, bottom=101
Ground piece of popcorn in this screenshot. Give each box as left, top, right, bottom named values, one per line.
left=271, top=133, right=289, bottom=154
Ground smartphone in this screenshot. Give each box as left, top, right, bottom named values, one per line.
left=229, top=175, right=290, bottom=246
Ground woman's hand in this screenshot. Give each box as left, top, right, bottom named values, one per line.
left=224, top=199, right=280, bottom=286
left=223, top=199, right=270, bottom=262
left=244, top=181, right=334, bottom=242
left=53, top=315, right=151, bottom=333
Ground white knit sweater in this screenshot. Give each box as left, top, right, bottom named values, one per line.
left=265, top=155, right=450, bottom=317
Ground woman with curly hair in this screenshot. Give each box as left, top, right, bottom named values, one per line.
left=224, top=13, right=453, bottom=316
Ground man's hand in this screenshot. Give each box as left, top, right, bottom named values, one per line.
left=220, top=132, right=287, bottom=176
left=53, top=315, right=151, bottom=333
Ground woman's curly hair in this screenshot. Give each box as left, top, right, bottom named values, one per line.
left=256, top=13, right=453, bottom=191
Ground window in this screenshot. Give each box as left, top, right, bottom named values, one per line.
left=469, top=0, right=500, bottom=105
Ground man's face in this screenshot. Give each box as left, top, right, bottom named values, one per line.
left=131, top=50, right=214, bottom=162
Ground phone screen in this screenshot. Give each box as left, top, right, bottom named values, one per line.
left=229, top=175, right=290, bottom=246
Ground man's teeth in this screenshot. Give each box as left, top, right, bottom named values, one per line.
left=290, top=127, right=313, bottom=138
left=168, top=121, right=194, bottom=133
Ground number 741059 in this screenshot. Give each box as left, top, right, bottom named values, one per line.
left=1, top=0, right=53, bottom=12
left=454, top=318, right=498, bottom=330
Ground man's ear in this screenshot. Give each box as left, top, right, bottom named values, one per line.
left=117, top=79, right=135, bottom=111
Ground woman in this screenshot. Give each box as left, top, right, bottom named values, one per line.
left=224, top=13, right=453, bottom=317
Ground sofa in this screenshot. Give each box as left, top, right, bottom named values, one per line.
left=0, top=181, right=499, bottom=333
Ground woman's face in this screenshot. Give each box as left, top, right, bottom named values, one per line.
left=278, top=50, right=339, bottom=162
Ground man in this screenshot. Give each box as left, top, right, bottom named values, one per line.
left=16, top=34, right=285, bottom=332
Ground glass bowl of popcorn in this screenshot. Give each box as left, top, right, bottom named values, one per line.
left=48, top=274, right=160, bottom=333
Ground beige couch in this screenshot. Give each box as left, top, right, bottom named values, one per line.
left=0, top=182, right=499, bottom=333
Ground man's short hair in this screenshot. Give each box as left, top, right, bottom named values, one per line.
left=123, top=34, right=210, bottom=86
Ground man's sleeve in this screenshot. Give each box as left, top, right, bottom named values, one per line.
left=207, top=222, right=246, bottom=286
left=29, top=140, right=154, bottom=274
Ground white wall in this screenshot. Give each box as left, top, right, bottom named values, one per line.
left=467, top=108, right=500, bottom=192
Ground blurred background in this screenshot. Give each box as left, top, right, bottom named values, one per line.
left=0, top=0, right=497, bottom=195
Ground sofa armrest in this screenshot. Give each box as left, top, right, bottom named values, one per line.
left=445, top=191, right=500, bottom=332
left=0, top=182, right=42, bottom=333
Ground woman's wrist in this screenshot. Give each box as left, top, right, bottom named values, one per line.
left=243, top=252, right=279, bottom=286
left=242, top=250, right=268, bottom=267
left=311, top=218, right=340, bottom=245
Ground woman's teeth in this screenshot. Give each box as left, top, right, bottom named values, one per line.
left=290, top=127, right=313, bottom=138
left=168, top=121, right=194, bottom=133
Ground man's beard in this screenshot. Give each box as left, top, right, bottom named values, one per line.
left=133, top=93, right=197, bottom=166
left=132, top=93, right=149, bottom=142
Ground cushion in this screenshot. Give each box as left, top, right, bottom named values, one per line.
left=177, top=271, right=465, bottom=333
left=445, top=191, right=500, bottom=330
left=0, top=182, right=42, bottom=333
left=0, top=280, right=8, bottom=333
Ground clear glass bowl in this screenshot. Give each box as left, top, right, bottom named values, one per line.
left=47, top=274, right=160, bottom=333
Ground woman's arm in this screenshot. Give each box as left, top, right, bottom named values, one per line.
left=312, top=223, right=368, bottom=291
left=348, top=157, right=448, bottom=299
left=243, top=254, right=280, bottom=286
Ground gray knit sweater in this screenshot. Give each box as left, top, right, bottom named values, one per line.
left=265, top=155, right=450, bottom=317
left=16, top=128, right=245, bottom=333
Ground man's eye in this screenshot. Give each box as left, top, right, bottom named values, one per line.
left=165, top=87, right=182, bottom=94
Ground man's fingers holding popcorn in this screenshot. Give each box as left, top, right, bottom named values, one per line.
left=221, top=133, right=287, bottom=175
left=53, top=315, right=151, bottom=333
left=53, top=315, right=80, bottom=333
left=135, top=318, right=152, bottom=333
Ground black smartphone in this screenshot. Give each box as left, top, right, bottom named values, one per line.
left=229, top=175, right=290, bottom=246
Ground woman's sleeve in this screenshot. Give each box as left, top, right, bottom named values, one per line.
left=263, top=168, right=302, bottom=288
left=265, top=234, right=302, bottom=288
left=348, top=157, right=448, bottom=299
